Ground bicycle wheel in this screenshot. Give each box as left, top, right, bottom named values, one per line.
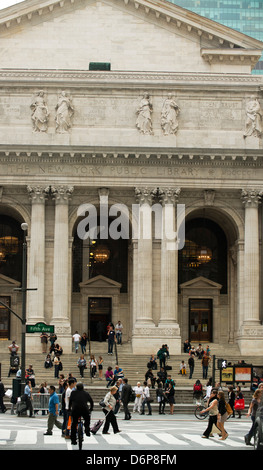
left=77, top=422, right=84, bottom=450
left=194, top=405, right=208, bottom=420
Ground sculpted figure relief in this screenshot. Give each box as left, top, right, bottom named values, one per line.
left=243, top=95, right=262, bottom=138
left=161, top=93, right=180, bottom=135
left=136, top=92, right=154, bottom=135
left=55, top=91, right=74, bottom=133
left=30, top=90, right=49, bottom=132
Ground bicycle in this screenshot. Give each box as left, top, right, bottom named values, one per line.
left=194, top=397, right=209, bottom=420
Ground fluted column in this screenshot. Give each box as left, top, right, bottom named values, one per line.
left=241, top=189, right=262, bottom=325
left=158, top=187, right=181, bottom=325
left=26, top=185, right=47, bottom=323
left=133, top=187, right=155, bottom=325
left=51, top=185, right=74, bottom=331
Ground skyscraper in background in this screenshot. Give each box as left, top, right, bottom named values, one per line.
left=169, top=0, right=263, bottom=74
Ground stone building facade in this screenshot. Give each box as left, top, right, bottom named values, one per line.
left=0, top=0, right=263, bottom=355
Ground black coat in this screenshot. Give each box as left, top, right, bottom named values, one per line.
left=121, top=383, right=132, bottom=403
left=69, top=389, right=93, bottom=413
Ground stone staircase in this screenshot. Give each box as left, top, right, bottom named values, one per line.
left=0, top=340, right=258, bottom=411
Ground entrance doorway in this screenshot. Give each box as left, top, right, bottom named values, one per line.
left=0, top=296, right=10, bottom=339
left=189, top=299, right=212, bottom=342
left=88, top=297, right=112, bottom=341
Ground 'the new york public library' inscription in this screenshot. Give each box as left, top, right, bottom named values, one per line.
left=0, top=161, right=259, bottom=180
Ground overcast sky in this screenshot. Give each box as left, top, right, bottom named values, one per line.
left=0, top=0, right=25, bottom=10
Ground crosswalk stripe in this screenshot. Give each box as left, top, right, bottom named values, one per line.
left=126, top=432, right=160, bottom=445
left=100, top=433, right=130, bottom=445
left=182, top=434, right=222, bottom=446
left=16, top=430, right=37, bottom=445
left=154, top=432, right=189, bottom=446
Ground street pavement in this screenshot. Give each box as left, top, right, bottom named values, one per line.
left=0, top=410, right=254, bottom=453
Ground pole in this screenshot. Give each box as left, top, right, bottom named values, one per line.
left=20, top=228, right=27, bottom=395
left=212, top=355, right=216, bottom=387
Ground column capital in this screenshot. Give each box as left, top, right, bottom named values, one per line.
left=241, top=189, right=263, bottom=208
left=27, top=185, right=48, bottom=204
left=134, top=187, right=156, bottom=206
left=158, top=187, right=181, bottom=206
left=51, top=185, right=74, bottom=204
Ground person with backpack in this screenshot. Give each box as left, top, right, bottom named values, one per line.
left=201, top=353, right=211, bottom=379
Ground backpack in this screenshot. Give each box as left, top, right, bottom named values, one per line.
left=194, top=384, right=202, bottom=392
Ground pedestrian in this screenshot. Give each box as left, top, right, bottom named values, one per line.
left=69, top=382, right=94, bottom=445
left=25, top=364, right=35, bottom=388
left=72, top=331, right=81, bottom=353
left=39, top=382, right=48, bottom=416
left=121, top=378, right=132, bottom=420
left=188, top=354, right=195, bottom=379
left=204, top=377, right=213, bottom=401
left=115, top=321, right=123, bottom=345
left=44, top=354, right=53, bottom=369
left=201, top=353, right=210, bottom=379
left=0, top=378, right=7, bottom=413
left=113, top=379, right=121, bottom=415
left=61, top=380, right=68, bottom=435
left=244, top=388, right=262, bottom=445
left=98, top=356, right=103, bottom=380
left=133, top=382, right=143, bottom=413
left=217, top=390, right=228, bottom=440
left=80, top=332, right=88, bottom=354
left=235, top=385, right=244, bottom=418
left=77, top=354, right=87, bottom=378
left=40, top=332, right=49, bottom=353
left=24, top=380, right=34, bottom=417
left=89, top=355, right=97, bottom=378
left=54, top=355, right=62, bottom=378
left=156, top=383, right=166, bottom=415
left=201, top=388, right=220, bottom=438
left=165, top=382, right=175, bottom=415
left=193, top=380, right=203, bottom=403
left=157, top=345, right=167, bottom=370
left=101, top=386, right=121, bottom=434
left=64, top=378, right=76, bottom=439
left=44, top=385, right=62, bottom=435
left=228, top=385, right=235, bottom=418
left=179, top=361, right=187, bottom=375
left=107, top=325, right=116, bottom=355
left=105, top=366, right=115, bottom=388
left=8, top=340, right=19, bottom=356
left=140, top=381, right=152, bottom=415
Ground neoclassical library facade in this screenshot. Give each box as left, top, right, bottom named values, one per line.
left=0, top=0, right=263, bottom=355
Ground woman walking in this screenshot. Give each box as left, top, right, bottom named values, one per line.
left=244, top=388, right=262, bottom=445
left=201, top=388, right=220, bottom=439
left=102, top=386, right=121, bottom=434
left=217, top=390, right=229, bottom=440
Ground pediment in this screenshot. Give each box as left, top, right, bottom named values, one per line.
left=0, top=0, right=262, bottom=73
left=180, top=276, right=222, bottom=290
left=0, top=273, right=20, bottom=288
left=79, top=275, right=122, bottom=289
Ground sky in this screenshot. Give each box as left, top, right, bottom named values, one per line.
left=0, top=0, right=25, bottom=10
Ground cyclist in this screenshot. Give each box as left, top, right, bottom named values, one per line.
left=69, top=382, right=93, bottom=445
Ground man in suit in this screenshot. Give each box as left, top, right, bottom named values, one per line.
left=121, top=378, right=132, bottom=420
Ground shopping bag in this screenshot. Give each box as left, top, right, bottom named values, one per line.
left=67, top=415, right=72, bottom=430
left=234, top=398, right=245, bottom=410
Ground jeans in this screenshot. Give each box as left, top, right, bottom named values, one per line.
left=108, top=340, right=114, bottom=354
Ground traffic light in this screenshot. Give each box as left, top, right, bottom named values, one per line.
left=217, top=359, right=227, bottom=369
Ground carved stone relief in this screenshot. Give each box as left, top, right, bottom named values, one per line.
left=55, top=91, right=74, bottom=133
left=243, top=95, right=262, bottom=138
left=135, top=92, right=153, bottom=135
left=30, top=90, right=49, bottom=132
left=161, top=94, right=180, bottom=135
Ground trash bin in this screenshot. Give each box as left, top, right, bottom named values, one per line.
left=12, top=378, right=21, bottom=399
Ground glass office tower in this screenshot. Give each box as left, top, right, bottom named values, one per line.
left=169, top=0, right=263, bottom=74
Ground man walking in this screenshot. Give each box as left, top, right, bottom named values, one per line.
left=121, top=378, right=132, bottom=420
left=201, top=353, right=210, bottom=379
left=69, top=382, right=93, bottom=445
left=188, top=354, right=195, bottom=379
left=44, top=386, right=62, bottom=435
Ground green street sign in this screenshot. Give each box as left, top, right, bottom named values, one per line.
left=26, top=322, right=54, bottom=334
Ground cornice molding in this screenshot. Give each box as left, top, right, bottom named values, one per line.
left=0, top=69, right=262, bottom=89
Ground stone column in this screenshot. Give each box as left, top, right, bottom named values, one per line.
left=26, top=185, right=47, bottom=324
left=241, top=189, right=262, bottom=326
left=51, top=185, right=74, bottom=337
left=158, top=187, right=181, bottom=325
left=133, top=187, right=155, bottom=325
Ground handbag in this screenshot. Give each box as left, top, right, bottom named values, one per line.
left=99, top=399, right=106, bottom=408
left=225, top=402, right=233, bottom=415
left=234, top=398, right=245, bottom=410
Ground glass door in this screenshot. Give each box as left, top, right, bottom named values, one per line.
left=189, top=299, right=212, bottom=342
left=88, top=297, right=112, bottom=341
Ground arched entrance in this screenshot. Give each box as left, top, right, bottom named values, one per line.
left=178, top=207, right=239, bottom=345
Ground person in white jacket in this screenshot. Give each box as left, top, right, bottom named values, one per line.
left=140, top=381, right=152, bottom=415
left=133, top=382, right=143, bottom=413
